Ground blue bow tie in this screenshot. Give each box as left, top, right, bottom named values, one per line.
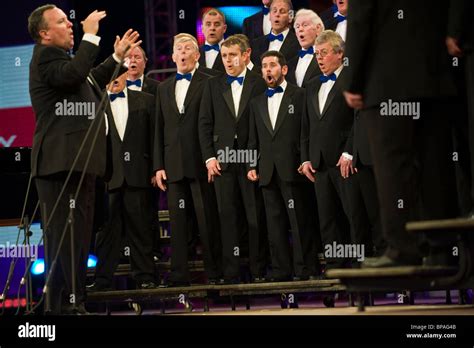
left=126, top=79, right=142, bottom=88
left=268, top=32, right=284, bottom=42
left=320, top=73, right=337, bottom=83
left=204, top=44, right=220, bottom=52
left=109, top=91, right=126, bottom=102
left=335, top=14, right=346, bottom=23
left=265, top=86, right=284, bottom=98
left=176, top=73, right=192, bottom=81
left=298, top=46, right=314, bottom=58
left=227, top=75, right=244, bottom=85
left=262, top=6, right=270, bottom=15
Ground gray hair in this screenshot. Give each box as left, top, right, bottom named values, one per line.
left=315, top=30, right=344, bottom=53
left=293, top=9, right=324, bottom=31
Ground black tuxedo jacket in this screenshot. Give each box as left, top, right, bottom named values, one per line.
left=153, top=70, right=211, bottom=183
left=29, top=41, right=125, bottom=178
left=199, top=46, right=225, bottom=72
left=199, top=69, right=267, bottom=170
left=286, top=54, right=321, bottom=88
left=248, top=83, right=306, bottom=186
left=448, top=0, right=474, bottom=50
left=344, top=0, right=457, bottom=108
left=243, top=11, right=264, bottom=41
left=106, top=90, right=155, bottom=190
left=344, top=111, right=371, bottom=166
left=301, top=69, right=354, bottom=169
left=250, top=29, right=300, bottom=68
left=142, top=76, right=160, bottom=96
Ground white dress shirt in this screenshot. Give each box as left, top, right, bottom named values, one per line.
left=267, top=80, right=287, bottom=129
left=108, top=88, right=129, bottom=141
left=334, top=12, right=347, bottom=41
left=205, top=68, right=247, bottom=164
left=230, top=68, right=247, bottom=116
left=175, top=67, right=196, bottom=114
left=127, top=75, right=144, bottom=91
left=263, top=8, right=271, bottom=35
left=268, top=28, right=290, bottom=52
left=205, top=39, right=223, bottom=69
left=295, top=46, right=316, bottom=87
left=318, top=65, right=343, bottom=114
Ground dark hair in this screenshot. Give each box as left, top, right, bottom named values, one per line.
left=28, top=4, right=56, bottom=43
left=260, top=50, right=287, bottom=66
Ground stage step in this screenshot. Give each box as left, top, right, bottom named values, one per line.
left=406, top=218, right=474, bottom=232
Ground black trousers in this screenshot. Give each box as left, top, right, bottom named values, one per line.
left=167, top=178, right=222, bottom=282
left=346, top=162, right=386, bottom=257
left=214, top=163, right=267, bottom=279
left=313, top=164, right=351, bottom=269
left=363, top=100, right=458, bottom=262
left=94, top=185, right=155, bottom=286
left=36, top=172, right=95, bottom=314
left=262, top=170, right=315, bottom=279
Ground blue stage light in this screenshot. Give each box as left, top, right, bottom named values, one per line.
left=31, top=258, right=44, bottom=275
left=87, top=254, right=98, bottom=268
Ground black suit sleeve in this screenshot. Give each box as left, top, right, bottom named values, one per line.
left=153, top=90, right=165, bottom=172
left=448, top=0, right=471, bottom=41
left=300, top=87, right=310, bottom=164
left=38, top=40, right=99, bottom=89
left=198, top=79, right=216, bottom=162
left=344, top=0, right=376, bottom=94
left=344, top=123, right=354, bottom=155
left=247, top=100, right=259, bottom=172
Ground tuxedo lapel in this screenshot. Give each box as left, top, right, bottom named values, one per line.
left=167, top=76, right=181, bottom=116
left=236, top=72, right=255, bottom=121
left=311, top=79, right=322, bottom=119
left=221, top=76, right=237, bottom=118
left=183, top=71, right=203, bottom=110
left=321, top=69, right=344, bottom=117
left=272, top=86, right=293, bottom=136
left=123, top=90, right=137, bottom=141
left=303, top=58, right=319, bottom=85
left=258, top=94, right=273, bottom=136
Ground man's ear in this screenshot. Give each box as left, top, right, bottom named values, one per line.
left=39, top=29, right=49, bottom=42
left=281, top=64, right=288, bottom=76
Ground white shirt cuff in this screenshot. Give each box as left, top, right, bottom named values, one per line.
left=206, top=157, right=216, bottom=164
left=301, top=161, right=311, bottom=166
left=342, top=152, right=353, bottom=160
left=83, top=33, right=101, bottom=46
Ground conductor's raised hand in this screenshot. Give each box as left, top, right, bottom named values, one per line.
left=114, top=29, right=142, bottom=60
left=81, top=10, right=107, bottom=35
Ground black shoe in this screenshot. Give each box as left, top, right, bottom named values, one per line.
left=137, top=281, right=158, bottom=290
left=251, top=276, right=267, bottom=283
left=208, top=278, right=225, bottom=285
left=165, top=281, right=191, bottom=288
left=86, top=282, right=113, bottom=292
left=293, top=275, right=309, bottom=281
left=62, top=303, right=91, bottom=315
left=309, top=274, right=324, bottom=281
left=361, top=254, right=421, bottom=268
left=270, top=276, right=292, bottom=282
left=223, top=278, right=240, bottom=285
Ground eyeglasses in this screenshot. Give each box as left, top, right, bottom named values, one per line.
left=315, top=49, right=332, bottom=58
